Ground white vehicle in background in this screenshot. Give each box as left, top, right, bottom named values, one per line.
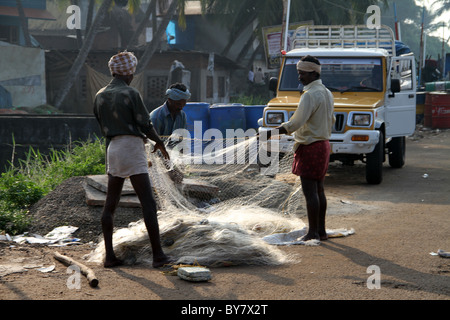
left=258, top=25, right=416, bottom=184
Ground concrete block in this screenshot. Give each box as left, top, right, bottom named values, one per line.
left=83, top=183, right=141, bottom=208
left=177, top=267, right=211, bottom=282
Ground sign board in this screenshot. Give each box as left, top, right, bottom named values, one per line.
left=262, top=21, right=313, bottom=69
left=0, top=42, right=47, bottom=107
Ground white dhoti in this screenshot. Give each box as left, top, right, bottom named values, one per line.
left=107, top=135, right=148, bottom=178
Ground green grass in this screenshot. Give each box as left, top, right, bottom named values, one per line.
left=230, top=94, right=269, bottom=106
left=0, top=136, right=106, bottom=235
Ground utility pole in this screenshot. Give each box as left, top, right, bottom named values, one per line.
left=280, top=0, right=291, bottom=67
left=394, top=2, right=401, bottom=41
left=418, top=7, right=425, bottom=87
left=283, top=0, right=291, bottom=51
left=441, top=22, right=445, bottom=78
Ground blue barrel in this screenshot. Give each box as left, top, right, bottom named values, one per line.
left=183, top=102, right=210, bottom=155
left=244, top=105, right=266, bottom=130
left=184, top=102, right=210, bottom=140
left=209, top=104, right=246, bottom=137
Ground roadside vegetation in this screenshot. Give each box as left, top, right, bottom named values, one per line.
left=0, top=137, right=106, bottom=235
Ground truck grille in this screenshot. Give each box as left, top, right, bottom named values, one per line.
left=333, top=113, right=346, bottom=133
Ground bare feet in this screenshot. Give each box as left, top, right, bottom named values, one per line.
left=152, top=255, right=175, bottom=268
left=104, top=257, right=123, bottom=268
left=299, top=233, right=320, bottom=242
left=319, top=232, right=328, bottom=241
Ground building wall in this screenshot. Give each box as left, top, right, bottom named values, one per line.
left=0, top=114, right=102, bottom=173
left=46, top=50, right=234, bottom=114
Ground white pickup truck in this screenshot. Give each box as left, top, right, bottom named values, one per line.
left=258, top=25, right=416, bottom=184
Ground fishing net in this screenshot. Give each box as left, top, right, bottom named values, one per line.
left=87, top=135, right=319, bottom=267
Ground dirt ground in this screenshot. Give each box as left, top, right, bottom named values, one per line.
left=1, top=126, right=449, bottom=308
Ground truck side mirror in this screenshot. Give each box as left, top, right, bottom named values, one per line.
left=269, top=77, right=278, bottom=94
left=389, top=79, right=401, bottom=97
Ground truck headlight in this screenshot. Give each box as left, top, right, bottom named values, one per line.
left=266, top=112, right=285, bottom=125
left=257, top=118, right=263, bottom=126
left=351, top=113, right=372, bottom=126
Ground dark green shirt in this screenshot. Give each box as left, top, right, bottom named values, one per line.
left=93, top=78, right=162, bottom=144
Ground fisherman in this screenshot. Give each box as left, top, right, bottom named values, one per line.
left=150, top=82, right=191, bottom=137
left=265, top=55, right=335, bottom=241
left=150, top=83, right=191, bottom=183
left=93, top=51, right=172, bottom=268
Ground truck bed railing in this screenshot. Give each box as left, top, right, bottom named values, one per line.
left=292, top=25, right=396, bottom=56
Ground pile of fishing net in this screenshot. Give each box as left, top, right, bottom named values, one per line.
left=88, top=207, right=304, bottom=267
left=87, top=136, right=352, bottom=267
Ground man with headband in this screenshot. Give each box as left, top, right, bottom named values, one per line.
left=266, top=55, right=334, bottom=242
left=94, top=51, right=172, bottom=268
left=150, top=82, right=191, bottom=137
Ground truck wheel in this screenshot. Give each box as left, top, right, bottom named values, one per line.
left=387, top=136, right=405, bottom=168
left=365, top=131, right=384, bottom=184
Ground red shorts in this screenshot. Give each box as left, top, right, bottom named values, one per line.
left=292, top=140, right=330, bottom=180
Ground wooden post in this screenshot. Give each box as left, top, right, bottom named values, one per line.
left=54, top=251, right=99, bottom=288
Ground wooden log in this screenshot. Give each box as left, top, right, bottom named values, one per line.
left=53, top=251, right=99, bottom=288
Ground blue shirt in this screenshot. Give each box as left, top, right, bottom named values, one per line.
left=150, top=102, right=187, bottom=137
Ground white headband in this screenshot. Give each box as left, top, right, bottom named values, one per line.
left=166, top=88, right=191, bottom=101
left=297, top=61, right=321, bottom=74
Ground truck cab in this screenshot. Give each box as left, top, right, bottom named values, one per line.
left=258, top=25, right=416, bottom=184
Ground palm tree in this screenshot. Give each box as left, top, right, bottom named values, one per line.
left=127, top=0, right=157, bottom=49
left=56, top=0, right=141, bottom=47
left=53, top=0, right=191, bottom=109
left=136, top=0, right=179, bottom=73
left=54, top=0, right=114, bottom=110
left=204, top=0, right=389, bottom=64
left=52, top=0, right=146, bottom=110
left=136, top=0, right=209, bottom=73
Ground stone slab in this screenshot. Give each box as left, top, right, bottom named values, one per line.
left=84, top=175, right=219, bottom=207
left=177, top=267, right=212, bottom=282
left=83, top=183, right=141, bottom=208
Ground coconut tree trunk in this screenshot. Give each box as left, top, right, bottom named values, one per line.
left=221, top=14, right=256, bottom=57
left=15, top=0, right=32, bottom=46
left=53, top=0, right=113, bottom=110
left=84, top=0, right=95, bottom=37
left=72, top=0, right=83, bottom=48
left=127, top=0, right=157, bottom=50
left=136, top=0, right=178, bottom=74
left=236, top=26, right=258, bottom=63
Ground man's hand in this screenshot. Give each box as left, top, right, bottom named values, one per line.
left=257, top=127, right=287, bottom=140
left=152, top=141, right=170, bottom=160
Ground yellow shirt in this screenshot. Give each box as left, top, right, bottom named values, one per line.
left=281, top=79, right=334, bottom=151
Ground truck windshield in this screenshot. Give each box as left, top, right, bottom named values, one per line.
left=279, top=57, right=383, bottom=92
